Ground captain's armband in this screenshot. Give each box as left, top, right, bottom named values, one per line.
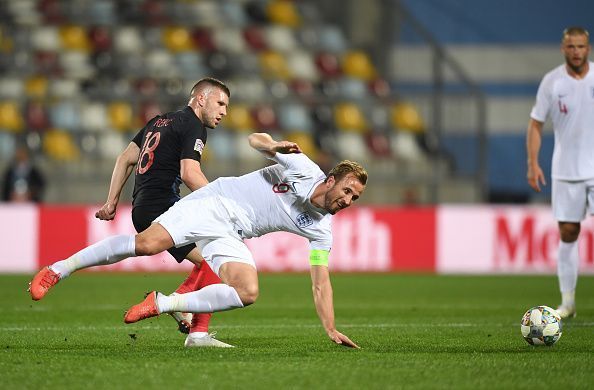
left=309, top=249, right=329, bottom=267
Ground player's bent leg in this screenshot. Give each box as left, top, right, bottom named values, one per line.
left=218, top=262, right=259, bottom=306
left=134, top=223, right=176, bottom=256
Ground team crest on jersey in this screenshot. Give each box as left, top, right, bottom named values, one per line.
left=296, top=212, right=313, bottom=228
left=194, top=139, right=204, bottom=153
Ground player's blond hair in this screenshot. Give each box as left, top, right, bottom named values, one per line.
left=562, top=26, right=589, bottom=43
left=327, top=160, right=368, bottom=185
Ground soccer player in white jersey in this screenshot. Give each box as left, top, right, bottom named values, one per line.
left=526, top=26, right=594, bottom=319
left=29, top=132, right=367, bottom=348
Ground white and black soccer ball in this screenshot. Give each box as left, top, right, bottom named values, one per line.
left=520, top=305, right=562, bottom=346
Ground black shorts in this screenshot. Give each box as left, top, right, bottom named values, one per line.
left=132, top=204, right=195, bottom=263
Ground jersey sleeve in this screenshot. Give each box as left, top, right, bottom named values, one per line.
left=530, top=73, right=553, bottom=122
left=176, top=118, right=206, bottom=162
left=270, top=152, right=321, bottom=177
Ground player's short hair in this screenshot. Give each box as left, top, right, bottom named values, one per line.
left=326, top=160, right=368, bottom=185
left=562, top=26, right=590, bottom=42
left=190, top=77, right=230, bottom=98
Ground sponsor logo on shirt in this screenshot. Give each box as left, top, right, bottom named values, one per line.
left=296, top=212, right=313, bottom=228
left=194, top=139, right=204, bottom=153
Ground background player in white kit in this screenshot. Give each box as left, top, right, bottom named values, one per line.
left=526, top=26, right=594, bottom=319
left=30, top=132, right=367, bottom=348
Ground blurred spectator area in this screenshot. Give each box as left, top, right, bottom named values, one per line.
left=0, top=0, right=462, bottom=205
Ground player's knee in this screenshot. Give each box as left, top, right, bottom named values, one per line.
left=559, top=223, right=580, bottom=242
left=236, top=284, right=259, bottom=306
left=134, top=235, right=160, bottom=256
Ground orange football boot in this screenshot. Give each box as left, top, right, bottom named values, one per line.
left=124, top=291, right=160, bottom=324
left=29, top=267, right=61, bottom=301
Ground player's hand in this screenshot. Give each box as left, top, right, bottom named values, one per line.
left=95, top=202, right=117, bottom=220
left=327, top=329, right=360, bottom=349
left=273, top=140, right=302, bottom=155
left=527, top=165, right=546, bottom=192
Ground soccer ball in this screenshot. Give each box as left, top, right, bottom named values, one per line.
left=520, top=305, right=562, bottom=346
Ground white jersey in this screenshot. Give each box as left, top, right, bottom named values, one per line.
left=530, top=62, right=594, bottom=180
left=193, top=152, right=332, bottom=251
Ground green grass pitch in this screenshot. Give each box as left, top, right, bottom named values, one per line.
left=1, top=273, right=593, bottom=389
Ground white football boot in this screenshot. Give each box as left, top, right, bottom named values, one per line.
left=184, top=332, right=235, bottom=348
left=556, top=304, right=576, bottom=319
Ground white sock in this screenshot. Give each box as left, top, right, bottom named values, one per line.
left=49, top=235, right=136, bottom=278
left=157, top=284, right=244, bottom=314
left=188, top=332, right=208, bottom=338
left=557, top=240, right=579, bottom=306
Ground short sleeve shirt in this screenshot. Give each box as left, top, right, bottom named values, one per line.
left=132, top=106, right=207, bottom=207
left=531, top=62, right=594, bottom=180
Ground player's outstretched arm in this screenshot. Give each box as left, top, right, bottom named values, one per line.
left=248, top=132, right=302, bottom=157
left=96, top=142, right=140, bottom=221
left=310, top=264, right=360, bottom=349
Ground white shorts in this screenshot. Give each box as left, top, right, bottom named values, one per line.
left=153, top=192, right=256, bottom=275
left=552, top=178, right=594, bottom=222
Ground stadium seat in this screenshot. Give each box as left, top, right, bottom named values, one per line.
left=25, top=101, right=50, bottom=131
left=365, top=131, right=392, bottom=158
left=43, top=129, right=80, bottom=161
left=390, top=131, right=425, bottom=162
left=31, top=26, right=60, bottom=51
left=333, top=102, right=367, bottom=132
left=232, top=77, right=266, bottom=101
left=138, top=101, right=161, bottom=125
left=338, top=77, right=368, bottom=100
left=264, top=26, right=298, bottom=53
left=244, top=1, right=269, bottom=24
left=49, top=101, right=81, bottom=132
left=342, top=51, right=377, bottom=81
left=0, top=132, right=16, bottom=158
left=368, top=78, right=392, bottom=98
left=290, top=78, right=315, bottom=99
left=49, top=78, right=80, bottom=98
left=335, top=132, right=371, bottom=162
left=59, top=51, right=94, bottom=79
left=278, top=103, right=312, bottom=131
left=191, top=27, right=216, bottom=52
left=314, top=52, right=341, bottom=78
left=0, top=101, right=24, bottom=132
left=162, top=26, right=194, bottom=52
left=259, top=50, right=291, bottom=80
left=146, top=49, right=177, bottom=78
left=34, top=51, right=61, bottom=76
left=107, top=101, right=134, bottom=132
left=221, top=1, right=247, bottom=27
left=243, top=26, right=268, bottom=51
left=59, top=25, right=91, bottom=52
left=80, top=102, right=108, bottom=132
left=213, top=27, right=246, bottom=53
left=88, top=26, right=112, bottom=53
left=97, top=132, right=128, bottom=159
left=390, top=102, right=425, bottom=133
left=25, top=76, right=48, bottom=98
left=225, top=105, right=254, bottom=132
left=318, top=26, right=347, bottom=53
left=113, top=27, right=143, bottom=53
left=0, top=77, right=24, bottom=99
left=286, top=50, right=318, bottom=81
left=267, top=0, right=301, bottom=27
left=88, top=0, right=116, bottom=25
left=251, top=105, right=279, bottom=131
left=285, top=131, right=317, bottom=159
left=206, top=129, right=236, bottom=161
